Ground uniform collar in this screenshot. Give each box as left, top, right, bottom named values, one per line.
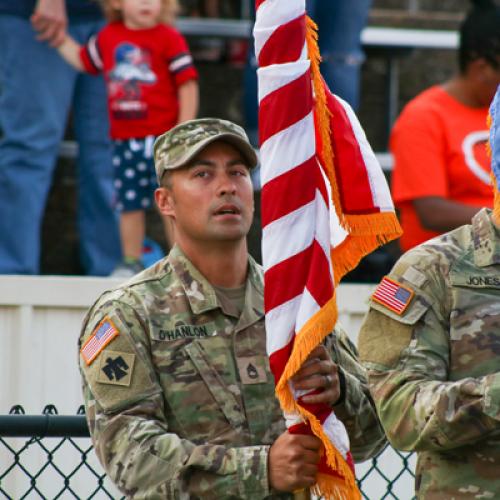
left=168, top=245, right=264, bottom=326
left=472, top=208, right=500, bottom=267
left=236, top=256, right=264, bottom=332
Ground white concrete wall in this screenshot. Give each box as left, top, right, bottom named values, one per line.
left=0, top=276, right=415, bottom=499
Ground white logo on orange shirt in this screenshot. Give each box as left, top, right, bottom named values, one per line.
left=462, top=131, right=490, bottom=185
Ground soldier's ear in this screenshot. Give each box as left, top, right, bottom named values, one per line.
left=155, top=187, right=176, bottom=218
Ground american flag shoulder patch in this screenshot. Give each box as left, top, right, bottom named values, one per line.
left=372, top=276, right=415, bottom=315
left=81, top=317, right=120, bottom=366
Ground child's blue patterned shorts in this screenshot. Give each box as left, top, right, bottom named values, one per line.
left=112, top=136, right=158, bottom=212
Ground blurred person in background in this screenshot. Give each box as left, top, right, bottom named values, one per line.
left=390, top=0, right=500, bottom=252
left=0, top=0, right=122, bottom=275
left=44, top=0, right=199, bottom=278
left=305, top=0, right=372, bottom=112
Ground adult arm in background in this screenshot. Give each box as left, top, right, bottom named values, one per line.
left=31, top=0, right=85, bottom=71
left=357, top=246, right=500, bottom=453
left=177, top=79, right=199, bottom=124
left=31, top=0, right=67, bottom=48
left=413, top=197, right=482, bottom=233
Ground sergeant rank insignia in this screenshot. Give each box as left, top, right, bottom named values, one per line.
left=81, top=317, right=120, bottom=365
left=372, top=276, right=414, bottom=315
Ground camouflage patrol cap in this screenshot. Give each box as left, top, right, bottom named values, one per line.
left=153, top=118, right=258, bottom=182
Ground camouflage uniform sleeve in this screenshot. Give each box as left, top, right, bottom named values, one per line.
left=358, top=258, right=500, bottom=453
left=80, top=297, right=273, bottom=500
left=324, top=326, right=387, bottom=462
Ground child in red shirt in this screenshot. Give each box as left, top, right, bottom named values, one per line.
left=50, top=0, right=199, bottom=276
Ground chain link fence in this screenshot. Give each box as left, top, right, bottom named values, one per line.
left=1, top=406, right=416, bottom=499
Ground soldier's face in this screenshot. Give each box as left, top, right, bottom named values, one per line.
left=156, top=141, right=254, bottom=246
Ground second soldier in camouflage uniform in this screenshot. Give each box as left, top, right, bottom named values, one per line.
left=79, top=118, right=387, bottom=499
left=358, top=87, right=500, bottom=499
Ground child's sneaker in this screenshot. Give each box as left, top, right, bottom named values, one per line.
left=110, top=258, right=144, bottom=278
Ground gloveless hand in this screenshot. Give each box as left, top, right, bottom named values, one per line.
left=291, top=345, right=341, bottom=406
left=268, top=431, right=321, bottom=492
left=31, top=0, right=67, bottom=47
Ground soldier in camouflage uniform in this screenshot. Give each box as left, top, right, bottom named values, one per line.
left=358, top=87, right=500, bottom=499
left=79, top=118, right=387, bottom=499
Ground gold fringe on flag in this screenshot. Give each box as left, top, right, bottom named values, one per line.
left=305, top=16, right=342, bottom=220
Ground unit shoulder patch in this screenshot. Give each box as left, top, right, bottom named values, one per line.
left=81, top=317, right=120, bottom=365
left=372, top=276, right=415, bottom=315
left=97, top=351, right=135, bottom=387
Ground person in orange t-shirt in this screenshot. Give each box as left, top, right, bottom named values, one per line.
left=391, top=0, right=500, bottom=252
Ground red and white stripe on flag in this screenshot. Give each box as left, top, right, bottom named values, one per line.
left=255, top=0, right=402, bottom=498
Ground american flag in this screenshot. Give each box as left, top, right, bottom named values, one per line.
left=255, top=0, right=402, bottom=497
left=81, top=318, right=119, bottom=365
left=372, top=277, right=414, bottom=315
